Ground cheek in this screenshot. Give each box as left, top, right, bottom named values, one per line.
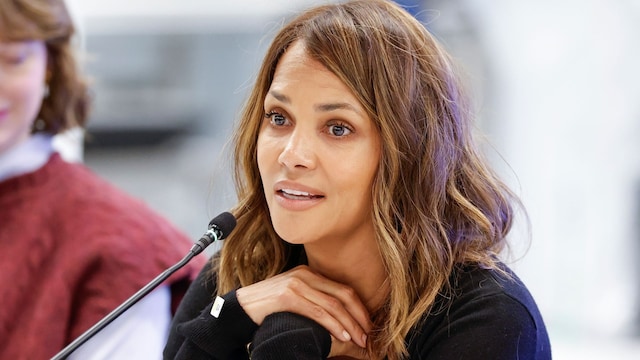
left=0, top=76, right=44, bottom=153
left=256, top=134, right=276, bottom=185
left=256, top=134, right=282, bottom=172
left=335, top=154, right=378, bottom=199
left=21, top=82, right=44, bottom=115
left=256, top=135, right=267, bottom=174
left=351, top=150, right=380, bottom=204
left=345, top=143, right=380, bottom=182
left=10, top=70, right=46, bottom=118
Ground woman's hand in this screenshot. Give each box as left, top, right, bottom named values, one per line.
left=235, top=265, right=371, bottom=348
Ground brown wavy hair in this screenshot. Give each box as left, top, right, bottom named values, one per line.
left=217, top=0, right=520, bottom=358
left=0, top=0, right=89, bottom=134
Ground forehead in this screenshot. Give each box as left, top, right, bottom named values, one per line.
left=269, top=41, right=357, bottom=99
left=272, top=42, right=331, bottom=82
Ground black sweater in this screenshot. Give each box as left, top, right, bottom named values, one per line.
left=164, top=259, right=551, bottom=359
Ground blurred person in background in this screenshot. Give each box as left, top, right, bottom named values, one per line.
left=164, top=0, right=550, bottom=359
left=0, top=0, right=205, bottom=358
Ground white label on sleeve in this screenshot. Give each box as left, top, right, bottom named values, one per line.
left=210, top=296, right=225, bottom=318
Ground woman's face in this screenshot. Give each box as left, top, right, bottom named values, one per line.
left=257, top=41, right=381, bottom=249
left=0, top=40, right=48, bottom=155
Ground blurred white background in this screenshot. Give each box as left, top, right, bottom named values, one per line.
left=64, top=0, right=640, bottom=358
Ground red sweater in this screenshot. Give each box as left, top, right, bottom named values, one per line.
left=0, top=153, right=206, bottom=359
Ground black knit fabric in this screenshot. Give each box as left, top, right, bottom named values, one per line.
left=164, top=260, right=551, bottom=359
left=250, top=312, right=331, bottom=359
left=163, top=264, right=257, bottom=360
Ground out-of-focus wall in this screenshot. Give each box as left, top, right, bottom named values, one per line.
left=424, top=0, right=640, bottom=357
left=65, top=0, right=640, bottom=358
left=63, top=0, right=329, bottom=244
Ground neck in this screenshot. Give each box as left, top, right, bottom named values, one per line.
left=304, top=236, right=388, bottom=312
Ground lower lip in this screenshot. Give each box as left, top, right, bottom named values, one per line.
left=274, top=192, right=324, bottom=211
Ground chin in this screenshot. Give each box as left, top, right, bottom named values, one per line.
left=271, top=219, right=315, bottom=245
left=268, top=208, right=307, bottom=243
left=273, top=226, right=308, bottom=245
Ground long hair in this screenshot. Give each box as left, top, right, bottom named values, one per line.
left=0, top=0, right=89, bottom=134
left=218, top=0, right=519, bottom=358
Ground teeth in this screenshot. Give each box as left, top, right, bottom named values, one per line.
left=281, top=189, right=312, bottom=196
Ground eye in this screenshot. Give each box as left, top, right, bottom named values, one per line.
left=0, top=43, right=30, bottom=66
left=265, top=111, right=288, bottom=126
left=328, top=123, right=352, bottom=137
left=1, top=52, right=27, bottom=66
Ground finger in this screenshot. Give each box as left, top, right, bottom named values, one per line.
left=237, top=266, right=371, bottom=347
left=237, top=269, right=366, bottom=346
left=324, top=282, right=373, bottom=334
left=290, top=266, right=372, bottom=328
left=293, top=267, right=372, bottom=333
left=284, top=272, right=369, bottom=347
left=328, top=335, right=369, bottom=359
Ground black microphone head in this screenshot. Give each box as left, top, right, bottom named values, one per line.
left=208, top=212, right=237, bottom=240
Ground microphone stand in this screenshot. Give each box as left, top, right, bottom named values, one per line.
left=51, top=227, right=221, bottom=360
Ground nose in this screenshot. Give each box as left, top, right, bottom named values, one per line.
left=277, top=129, right=316, bottom=171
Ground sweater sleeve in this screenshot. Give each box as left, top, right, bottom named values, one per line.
left=164, top=260, right=258, bottom=360
left=250, top=312, right=331, bottom=360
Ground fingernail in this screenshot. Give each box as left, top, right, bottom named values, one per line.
left=342, top=330, right=351, bottom=342
left=361, top=334, right=368, bottom=347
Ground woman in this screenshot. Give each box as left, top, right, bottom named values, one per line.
left=0, top=0, right=205, bottom=358
left=165, top=0, right=551, bottom=359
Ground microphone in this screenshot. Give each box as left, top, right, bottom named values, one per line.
left=51, top=212, right=237, bottom=360
left=190, top=211, right=236, bottom=256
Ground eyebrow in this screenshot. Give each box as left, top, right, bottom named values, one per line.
left=268, top=90, right=363, bottom=116
left=0, top=41, right=35, bottom=55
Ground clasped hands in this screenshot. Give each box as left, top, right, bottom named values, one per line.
left=236, top=265, right=371, bottom=359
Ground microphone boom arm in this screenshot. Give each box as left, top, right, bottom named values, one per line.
left=50, top=212, right=235, bottom=360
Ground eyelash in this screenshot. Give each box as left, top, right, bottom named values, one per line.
left=264, top=110, right=282, bottom=119
left=264, top=111, right=354, bottom=138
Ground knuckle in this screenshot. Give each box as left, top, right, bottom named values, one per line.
left=291, top=264, right=310, bottom=273
left=339, top=285, right=357, bottom=299
left=276, top=285, right=296, bottom=303
left=310, top=304, right=327, bottom=319
left=325, top=296, right=342, bottom=311
left=285, top=276, right=304, bottom=290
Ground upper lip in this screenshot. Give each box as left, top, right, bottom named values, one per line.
left=273, top=180, right=324, bottom=197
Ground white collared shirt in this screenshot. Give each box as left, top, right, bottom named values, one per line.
left=0, top=133, right=54, bottom=182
